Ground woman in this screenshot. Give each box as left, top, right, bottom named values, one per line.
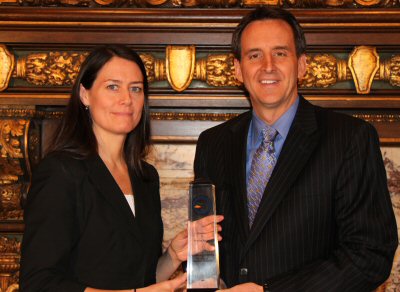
left=20, top=45, right=222, bottom=292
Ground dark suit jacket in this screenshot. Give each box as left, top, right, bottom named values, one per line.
left=194, top=96, right=398, bottom=291
left=20, top=152, right=163, bottom=292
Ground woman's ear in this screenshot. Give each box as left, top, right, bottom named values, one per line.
left=79, top=84, right=90, bottom=106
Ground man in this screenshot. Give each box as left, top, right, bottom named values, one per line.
left=194, top=7, right=398, bottom=291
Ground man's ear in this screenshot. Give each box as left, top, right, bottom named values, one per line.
left=234, top=58, right=244, bottom=83
left=79, top=84, right=89, bottom=106
left=297, top=54, right=307, bottom=80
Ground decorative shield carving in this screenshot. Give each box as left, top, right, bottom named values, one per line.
left=166, top=45, right=195, bottom=92
left=0, top=45, right=14, bottom=92
left=348, top=46, right=379, bottom=94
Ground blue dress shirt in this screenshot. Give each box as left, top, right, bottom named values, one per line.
left=246, top=98, right=299, bottom=185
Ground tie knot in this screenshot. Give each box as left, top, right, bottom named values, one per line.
left=261, top=127, right=277, bottom=143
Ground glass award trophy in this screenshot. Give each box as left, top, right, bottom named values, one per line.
left=187, top=180, right=220, bottom=292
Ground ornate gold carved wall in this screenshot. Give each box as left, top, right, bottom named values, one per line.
left=1, top=0, right=399, bottom=7
left=0, top=5, right=399, bottom=291
left=1, top=45, right=400, bottom=93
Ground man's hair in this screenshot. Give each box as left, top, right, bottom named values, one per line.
left=232, top=7, right=306, bottom=60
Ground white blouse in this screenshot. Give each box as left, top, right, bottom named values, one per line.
left=124, top=194, right=135, bottom=216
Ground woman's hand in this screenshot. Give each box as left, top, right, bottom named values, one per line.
left=168, top=215, right=224, bottom=262
left=140, top=273, right=187, bottom=292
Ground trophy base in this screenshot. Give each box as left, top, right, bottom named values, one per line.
left=187, top=289, right=218, bottom=292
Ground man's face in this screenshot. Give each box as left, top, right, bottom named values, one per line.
left=234, top=19, right=307, bottom=123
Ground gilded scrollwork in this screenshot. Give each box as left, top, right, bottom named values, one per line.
left=389, top=55, right=400, bottom=87
left=0, top=184, right=24, bottom=220
left=283, top=0, right=399, bottom=6
left=0, top=119, right=29, bottom=188
left=352, top=114, right=400, bottom=123
left=0, top=236, right=20, bottom=292
left=0, top=159, right=22, bottom=185
left=0, top=120, right=27, bottom=159
left=140, top=53, right=166, bottom=83
left=300, top=54, right=339, bottom=88
left=150, top=112, right=240, bottom=121
left=16, top=52, right=88, bottom=86
left=172, top=0, right=237, bottom=7
left=2, top=46, right=400, bottom=93
left=197, top=54, right=241, bottom=87
left=1, top=0, right=399, bottom=6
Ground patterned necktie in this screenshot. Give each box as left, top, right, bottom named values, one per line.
left=247, top=126, right=277, bottom=227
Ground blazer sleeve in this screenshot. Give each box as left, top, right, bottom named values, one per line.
left=194, top=130, right=210, bottom=180
left=267, top=122, right=398, bottom=292
left=20, top=155, right=86, bottom=292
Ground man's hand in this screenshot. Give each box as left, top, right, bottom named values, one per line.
left=216, top=283, right=263, bottom=292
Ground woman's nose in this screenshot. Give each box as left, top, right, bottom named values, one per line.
left=120, top=89, right=132, bottom=105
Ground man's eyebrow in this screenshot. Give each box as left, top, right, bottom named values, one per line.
left=272, top=46, right=290, bottom=51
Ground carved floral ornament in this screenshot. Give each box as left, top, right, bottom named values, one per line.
left=0, top=0, right=398, bottom=7
left=0, top=44, right=399, bottom=94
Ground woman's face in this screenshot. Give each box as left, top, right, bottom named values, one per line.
left=80, top=56, right=145, bottom=142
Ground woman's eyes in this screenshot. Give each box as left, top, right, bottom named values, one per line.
left=107, top=84, right=119, bottom=90
left=129, top=86, right=142, bottom=93
left=106, top=84, right=142, bottom=93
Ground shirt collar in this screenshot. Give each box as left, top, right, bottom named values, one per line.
left=251, top=97, right=299, bottom=141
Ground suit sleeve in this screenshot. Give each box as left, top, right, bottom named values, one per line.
left=267, top=122, right=398, bottom=292
left=20, top=156, right=86, bottom=292
left=194, top=131, right=210, bottom=180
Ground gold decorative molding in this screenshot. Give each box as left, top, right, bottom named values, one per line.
left=0, top=119, right=30, bottom=222
left=388, top=55, right=400, bottom=87
left=171, top=0, right=238, bottom=6
left=243, top=0, right=281, bottom=6
left=0, top=120, right=28, bottom=160
left=352, top=114, right=400, bottom=123
left=0, top=236, right=20, bottom=292
left=141, top=53, right=166, bottom=83
left=281, top=0, right=398, bottom=6
left=300, top=54, right=349, bottom=88
left=151, top=112, right=240, bottom=121
left=1, top=0, right=398, bottom=6
left=196, top=54, right=241, bottom=87
left=0, top=45, right=14, bottom=92
left=300, top=47, right=400, bottom=94
left=154, top=112, right=400, bottom=123
left=14, top=51, right=88, bottom=86
left=0, top=184, right=24, bottom=220
left=0, top=109, right=36, bottom=118
left=1, top=44, right=400, bottom=93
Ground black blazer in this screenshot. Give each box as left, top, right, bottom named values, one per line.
left=194, top=96, right=398, bottom=291
left=20, top=153, right=163, bottom=292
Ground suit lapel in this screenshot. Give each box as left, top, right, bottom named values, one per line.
left=84, top=154, right=144, bottom=245
left=227, top=111, right=252, bottom=242
left=243, top=97, right=321, bottom=256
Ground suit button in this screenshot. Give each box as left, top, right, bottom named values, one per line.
left=263, top=283, right=271, bottom=292
left=240, top=268, right=248, bottom=276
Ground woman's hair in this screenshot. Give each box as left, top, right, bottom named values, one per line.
left=46, top=44, right=151, bottom=177
left=232, top=7, right=306, bottom=60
